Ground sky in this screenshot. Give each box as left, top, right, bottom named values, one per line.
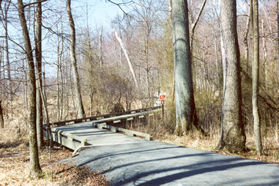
left=72, top=0, right=124, bottom=31
left=43, top=0, right=125, bottom=75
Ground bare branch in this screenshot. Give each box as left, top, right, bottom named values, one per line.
left=41, top=23, right=71, bottom=42
left=107, top=0, right=131, bottom=16
left=191, top=0, right=207, bottom=35
left=23, top=0, right=47, bottom=8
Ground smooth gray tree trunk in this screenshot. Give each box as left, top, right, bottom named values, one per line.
left=18, top=0, right=42, bottom=176
left=34, top=0, right=43, bottom=149
left=66, top=0, right=85, bottom=118
left=218, top=0, right=246, bottom=152
left=172, top=0, right=203, bottom=135
left=252, top=0, right=263, bottom=155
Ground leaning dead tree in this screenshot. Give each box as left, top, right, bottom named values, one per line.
left=114, top=29, right=138, bottom=88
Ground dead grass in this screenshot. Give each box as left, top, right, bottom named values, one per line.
left=0, top=142, right=108, bottom=186
left=156, top=129, right=279, bottom=165
left=129, top=118, right=279, bottom=165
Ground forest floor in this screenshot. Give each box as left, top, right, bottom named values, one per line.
left=158, top=130, right=279, bottom=164
left=0, top=131, right=108, bottom=186
left=161, top=133, right=279, bottom=164
left=130, top=124, right=279, bottom=165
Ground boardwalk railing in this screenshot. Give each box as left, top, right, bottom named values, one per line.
left=45, top=106, right=161, bottom=127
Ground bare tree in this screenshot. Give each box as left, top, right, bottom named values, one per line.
left=243, top=0, right=252, bottom=73
left=17, top=0, right=42, bottom=176
left=34, top=0, right=43, bottom=149
left=0, top=100, right=4, bottom=128
left=0, top=0, right=11, bottom=100
left=277, top=0, right=279, bottom=72
left=217, top=0, right=246, bottom=152
left=252, top=0, right=262, bottom=155
left=66, top=0, right=85, bottom=118
left=172, top=0, right=204, bottom=135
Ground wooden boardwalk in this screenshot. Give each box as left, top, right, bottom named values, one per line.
left=43, top=107, right=161, bottom=152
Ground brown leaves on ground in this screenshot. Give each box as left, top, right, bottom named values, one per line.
left=0, top=143, right=108, bottom=186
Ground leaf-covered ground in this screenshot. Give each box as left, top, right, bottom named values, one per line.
left=0, top=141, right=108, bottom=186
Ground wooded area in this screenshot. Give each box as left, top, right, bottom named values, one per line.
left=0, top=0, right=278, bottom=178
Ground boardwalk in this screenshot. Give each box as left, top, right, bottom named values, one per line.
left=45, top=109, right=279, bottom=185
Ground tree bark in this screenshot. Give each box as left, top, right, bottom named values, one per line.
left=252, top=0, right=263, bottom=155
left=18, top=0, right=42, bottom=176
left=66, top=0, right=85, bottom=118
left=172, top=0, right=204, bottom=135
left=218, top=0, right=246, bottom=152
left=34, top=0, right=43, bottom=149
left=243, top=0, right=252, bottom=73
left=0, top=100, right=4, bottom=128
left=0, top=0, right=11, bottom=100
left=277, top=1, right=279, bottom=74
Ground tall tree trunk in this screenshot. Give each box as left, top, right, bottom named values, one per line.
left=59, top=20, right=64, bottom=120
left=217, top=0, right=246, bottom=152
left=261, top=20, right=267, bottom=88
left=277, top=1, right=279, bottom=75
left=57, top=25, right=61, bottom=121
left=0, top=100, right=4, bottom=128
left=0, top=0, right=11, bottom=100
left=252, top=0, right=263, bottom=155
left=0, top=44, right=2, bottom=81
left=66, top=0, right=85, bottom=118
left=243, top=0, right=252, bottom=73
left=17, top=0, right=42, bottom=176
left=34, top=0, right=43, bottom=149
left=23, top=60, right=29, bottom=108
left=99, top=27, right=104, bottom=67
left=172, top=0, right=204, bottom=135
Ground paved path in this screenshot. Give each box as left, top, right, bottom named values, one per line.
left=60, top=130, right=279, bottom=186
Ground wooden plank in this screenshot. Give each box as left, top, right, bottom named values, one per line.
left=127, top=117, right=134, bottom=121
left=113, top=120, right=121, bottom=124
left=93, top=123, right=151, bottom=141
left=43, top=127, right=88, bottom=150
